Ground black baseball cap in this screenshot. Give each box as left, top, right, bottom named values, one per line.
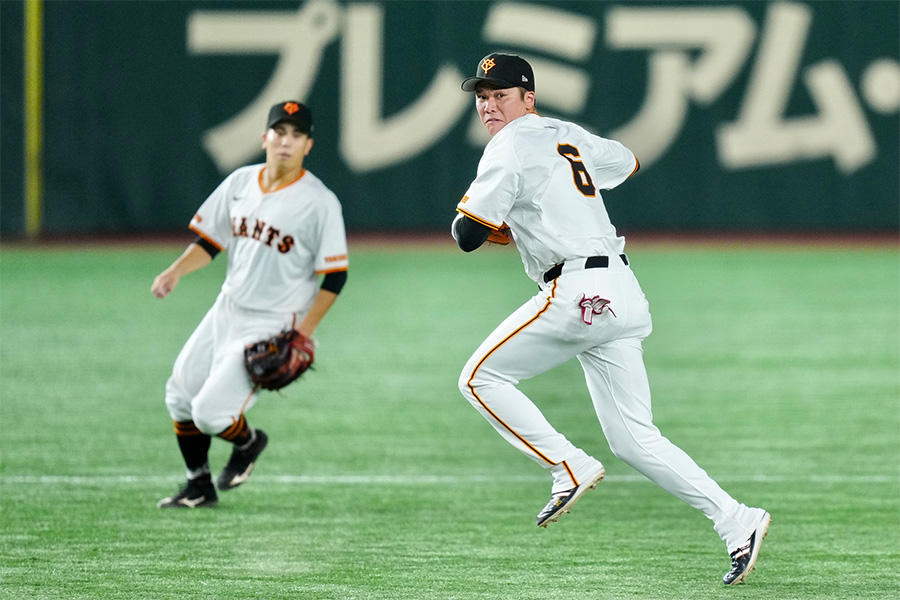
left=266, top=100, right=314, bottom=136
left=461, top=53, right=535, bottom=92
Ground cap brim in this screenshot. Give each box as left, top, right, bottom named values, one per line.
left=267, top=117, right=312, bottom=135
left=461, top=76, right=517, bottom=92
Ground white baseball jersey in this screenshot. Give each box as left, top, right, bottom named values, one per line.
left=457, top=113, right=637, bottom=283
left=165, top=164, right=348, bottom=435
left=189, top=164, right=348, bottom=313
left=456, top=112, right=766, bottom=553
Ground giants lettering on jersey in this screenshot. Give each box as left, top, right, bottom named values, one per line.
left=231, top=217, right=295, bottom=254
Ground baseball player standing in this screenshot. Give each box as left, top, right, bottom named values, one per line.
left=151, top=101, right=348, bottom=508
left=452, top=53, right=770, bottom=585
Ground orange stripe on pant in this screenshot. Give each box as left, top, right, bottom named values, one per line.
left=464, top=279, right=563, bottom=468
left=217, top=414, right=247, bottom=441
left=173, top=420, right=204, bottom=436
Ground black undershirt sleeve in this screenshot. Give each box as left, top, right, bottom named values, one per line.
left=194, top=236, right=220, bottom=259
left=453, top=214, right=491, bottom=252
left=321, top=270, right=347, bottom=294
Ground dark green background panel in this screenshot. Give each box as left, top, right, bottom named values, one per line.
left=1, top=0, right=897, bottom=235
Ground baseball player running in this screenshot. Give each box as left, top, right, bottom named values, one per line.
left=152, top=101, right=348, bottom=508
left=452, top=53, right=770, bottom=585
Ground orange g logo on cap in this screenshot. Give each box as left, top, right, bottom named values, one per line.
left=266, top=100, right=314, bottom=136
left=461, top=53, right=536, bottom=93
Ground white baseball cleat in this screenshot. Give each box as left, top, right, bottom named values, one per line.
left=723, top=510, right=771, bottom=585
left=536, top=465, right=605, bottom=527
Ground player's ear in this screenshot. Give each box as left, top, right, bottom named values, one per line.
left=304, top=137, right=314, bottom=156
left=524, top=91, right=536, bottom=111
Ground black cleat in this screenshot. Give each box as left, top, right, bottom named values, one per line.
left=217, top=429, right=269, bottom=491
left=536, top=465, right=605, bottom=527
left=723, top=512, right=771, bottom=585
left=157, top=473, right=218, bottom=508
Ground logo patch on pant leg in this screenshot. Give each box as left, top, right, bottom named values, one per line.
left=577, top=294, right=616, bottom=325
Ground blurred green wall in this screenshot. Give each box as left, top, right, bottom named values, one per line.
left=1, top=0, right=898, bottom=235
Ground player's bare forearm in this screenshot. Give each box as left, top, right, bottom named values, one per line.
left=151, top=243, right=213, bottom=299
left=296, top=288, right=339, bottom=337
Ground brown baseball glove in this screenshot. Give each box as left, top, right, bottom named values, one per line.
left=243, top=329, right=315, bottom=391
left=487, top=223, right=512, bottom=245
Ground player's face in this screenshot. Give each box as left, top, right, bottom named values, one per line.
left=475, top=86, right=535, bottom=136
left=262, top=122, right=313, bottom=168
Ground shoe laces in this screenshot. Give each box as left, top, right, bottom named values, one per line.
left=548, top=489, right=573, bottom=505
left=730, top=540, right=751, bottom=561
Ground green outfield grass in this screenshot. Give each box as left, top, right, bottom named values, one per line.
left=1, top=239, right=898, bottom=600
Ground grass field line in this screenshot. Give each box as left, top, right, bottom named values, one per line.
left=1, top=473, right=897, bottom=485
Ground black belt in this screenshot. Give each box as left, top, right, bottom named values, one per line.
left=543, top=254, right=629, bottom=283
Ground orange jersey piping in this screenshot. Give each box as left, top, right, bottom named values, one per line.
left=258, top=166, right=307, bottom=194
left=465, top=279, right=560, bottom=466
left=316, top=266, right=349, bottom=275
left=629, top=154, right=640, bottom=178
left=189, top=223, right=224, bottom=251
left=456, top=207, right=503, bottom=230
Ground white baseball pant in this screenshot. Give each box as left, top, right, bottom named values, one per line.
left=458, top=256, right=762, bottom=551
left=164, top=292, right=300, bottom=435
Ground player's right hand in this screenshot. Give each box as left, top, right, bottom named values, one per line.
left=151, top=272, right=178, bottom=299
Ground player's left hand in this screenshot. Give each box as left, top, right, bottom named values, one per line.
left=244, top=329, right=315, bottom=391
